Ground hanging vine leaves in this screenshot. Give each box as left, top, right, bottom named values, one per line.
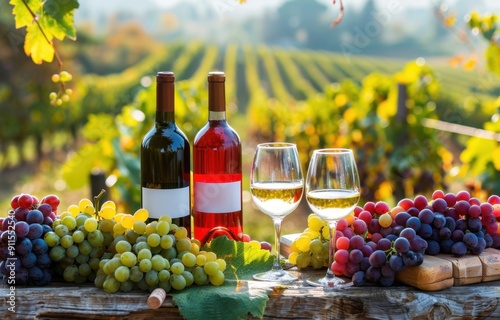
left=10, top=0, right=79, bottom=64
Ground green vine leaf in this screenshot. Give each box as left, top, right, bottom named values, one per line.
left=42, top=0, right=79, bottom=40
left=171, top=237, right=275, bottom=320
left=10, top=0, right=40, bottom=28
left=25, top=21, right=54, bottom=64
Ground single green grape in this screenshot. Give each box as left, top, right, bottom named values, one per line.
left=63, top=265, right=79, bottom=282
left=49, top=245, right=65, bottom=261
left=84, top=218, right=98, bottom=232
left=203, top=261, right=220, bottom=276
left=78, top=240, right=93, bottom=255
left=181, top=252, right=196, bottom=268
left=137, top=248, right=152, bottom=261
left=139, top=259, right=152, bottom=273
left=145, top=270, right=159, bottom=286
left=169, top=274, right=186, bottom=291
left=156, top=221, right=170, bottom=236
left=181, top=271, right=194, bottom=287
left=120, top=252, right=137, bottom=268
left=176, top=238, right=191, bottom=252
left=195, top=254, right=206, bottom=266
left=193, top=267, right=208, bottom=285
left=103, top=276, right=120, bottom=293
left=158, top=269, right=170, bottom=282
left=66, top=245, right=79, bottom=259
left=44, top=231, right=60, bottom=247
left=88, top=230, right=104, bottom=247
left=115, top=240, right=132, bottom=254
left=174, top=227, right=188, bottom=239
left=209, top=270, right=225, bottom=286
left=49, top=92, right=58, bottom=101
left=60, top=71, right=72, bottom=82
left=170, top=262, right=185, bottom=275
left=130, top=266, right=143, bottom=282
left=54, top=224, right=70, bottom=238
left=72, top=230, right=85, bottom=244
left=309, top=238, right=323, bottom=254
left=147, top=234, right=161, bottom=248
left=51, top=74, right=60, bottom=83
left=151, top=254, right=166, bottom=271
left=79, top=263, right=92, bottom=277
left=114, top=265, right=130, bottom=282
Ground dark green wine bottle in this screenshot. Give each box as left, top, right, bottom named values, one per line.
left=140, top=71, right=191, bottom=235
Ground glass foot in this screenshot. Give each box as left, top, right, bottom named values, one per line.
left=306, top=275, right=351, bottom=288
left=252, top=270, right=298, bottom=282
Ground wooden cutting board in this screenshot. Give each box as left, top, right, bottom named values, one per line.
left=281, top=234, right=500, bottom=291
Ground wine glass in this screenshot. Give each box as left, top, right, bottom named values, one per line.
left=250, top=142, right=304, bottom=282
left=305, top=148, right=360, bottom=288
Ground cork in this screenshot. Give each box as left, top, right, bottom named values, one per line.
left=147, top=288, right=167, bottom=309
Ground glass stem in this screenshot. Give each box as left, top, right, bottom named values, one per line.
left=326, top=220, right=337, bottom=279
left=272, top=219, right=284, bottom=273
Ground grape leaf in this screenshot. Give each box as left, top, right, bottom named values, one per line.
left=171, top=237, right=275, bottom=320
left=42, top=0, right=79, bottom=40
left=9, top=0, right=41, bottom=28
left=24, top=21, right=54, bottom=64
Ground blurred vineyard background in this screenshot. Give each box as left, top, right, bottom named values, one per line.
left=1, top=0, right=500, bottom=242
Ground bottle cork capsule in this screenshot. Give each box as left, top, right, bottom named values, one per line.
left=147, top=288, right=167, bottom=309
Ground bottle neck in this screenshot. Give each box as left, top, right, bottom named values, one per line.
left=157, top=78, right=175, bottom=124
left=156, top=111, right=174, bottom=124
left=208, top=111, right=226, bottom=121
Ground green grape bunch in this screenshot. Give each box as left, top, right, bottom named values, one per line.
left=49, top=71, right=73, bottom=106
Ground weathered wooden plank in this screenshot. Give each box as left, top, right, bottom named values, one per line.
left=2, top=277, right=500, bottom=320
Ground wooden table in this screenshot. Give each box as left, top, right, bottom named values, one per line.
left=1, top=269, right=500, bottom=320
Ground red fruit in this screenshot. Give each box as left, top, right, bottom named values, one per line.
left=18, top=194, right=34, bottom=209
left=260, top=241, right=272, bottom=252
left=443, top=193, right=457, bottom=208
left=41, top=194, right=60, bottom=211
left=358, top=211, right=372, bottom=226
left=413, top=195, right=428, bottom=210
left=336, top=219, right=348, bottom=231
left=10, top=195, right=19, bottom=209
left=431, top=190, right=445, bottom=200
left=493, top=205, right=500, bottom=218
left=397, top=198, right=414, bottom=211
left=488, top=195, right=500, bottom=205
left=241, top=234, right=251, bottom=242
left=456, top=190, right=471, bottom=202
left=480, top=203, right=494, bottom=216
left=468, top=205, right=481, bottom=218
left=353, top=206, right=363, bottom=217
left=363, top=202, right=376, bottom=214
left=469, top=197, right=481, bottom=206
left=31, top=195, right=39, bottom=206
left=374, top=201, right=390, bottom=215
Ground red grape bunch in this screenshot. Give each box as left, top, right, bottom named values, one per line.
left=0, top=193, right=60, bottom=286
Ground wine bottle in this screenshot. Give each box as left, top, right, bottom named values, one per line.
left=141, top=71, right=191, bottom=234
left=193, top=71, right=243, bottom=245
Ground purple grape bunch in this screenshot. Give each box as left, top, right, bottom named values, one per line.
left=331, top=190, right=500, bottom=287
left=0, top=193, right=59, bottom=286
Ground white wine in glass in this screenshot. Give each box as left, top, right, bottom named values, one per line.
left=250, top=142, right=304, bottom=282
left=305, top=148, right=360, bottom=288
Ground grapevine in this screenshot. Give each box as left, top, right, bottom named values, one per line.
left=10, top=0, right=78, bottom=105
